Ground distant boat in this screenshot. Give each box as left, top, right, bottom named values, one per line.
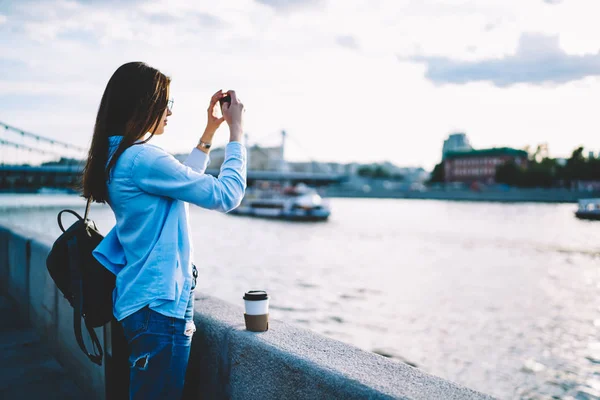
left=230, top=183, right=331, bottom=221
left=230, top=130, right=332, bottom=221
left=575, top=198, right=600, bottom=221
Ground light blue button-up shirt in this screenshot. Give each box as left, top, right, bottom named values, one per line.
left=92, top=135, right=247, bottom=322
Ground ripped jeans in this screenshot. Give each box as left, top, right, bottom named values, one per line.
left=120, top=286, right=196, bottom=400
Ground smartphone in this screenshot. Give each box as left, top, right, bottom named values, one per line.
left=219, top=94, right=231, bottom=108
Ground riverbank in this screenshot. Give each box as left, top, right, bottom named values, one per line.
left=2, top=187, right=599, bottom=204
left=324, top=187, right=600, bottom=203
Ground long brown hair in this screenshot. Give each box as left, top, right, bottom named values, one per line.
left=81, top=62, right=171, bottom=203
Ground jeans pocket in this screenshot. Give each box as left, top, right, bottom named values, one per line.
left=121, top=306, right=151, bottom=343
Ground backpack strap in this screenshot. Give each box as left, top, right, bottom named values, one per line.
left=83, top=196, right=92, bottom=222
left=57, top=210, right=83, bottom=233
left=67, top=236, right=104, bottom=366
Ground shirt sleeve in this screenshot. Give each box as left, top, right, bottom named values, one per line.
left=183, top=147, right=210, bottom=174
left=131, top=142, right=247, bottom=213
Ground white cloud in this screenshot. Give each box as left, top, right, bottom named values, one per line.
left=1, top=0, right=599, bottom=170
left=403, top=33, right=600, bottom=86
left=336, top=35, right=359, bottom=50
left=0, top=14, right=7, bottom=25
left=255, top=0, right=324, bottom=12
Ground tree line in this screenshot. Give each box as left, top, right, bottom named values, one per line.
left=428, top=146, right=600, bottom=188
left=496, top=147, right=600, bottom=188
left=357, top=165, right=405, bottom=181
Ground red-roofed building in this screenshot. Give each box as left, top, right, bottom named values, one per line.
left=444, top=148, right=528, bottom=185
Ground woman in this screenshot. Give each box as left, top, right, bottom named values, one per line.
left=82, top=61, right=247, bottom=399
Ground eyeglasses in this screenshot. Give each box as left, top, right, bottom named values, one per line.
left=167, top=98, right=174, bottom=111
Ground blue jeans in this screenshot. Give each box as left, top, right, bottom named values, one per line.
left=120, top=290, right=196, bottom=400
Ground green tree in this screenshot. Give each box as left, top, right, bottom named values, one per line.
left=372, top=165, right=389, bottom=179
left=495, top=161, right=523, bottom=186
left=562, top=146, right=600, bottom=182
left=496, top=146, right=600, bottom=188
left=357, top=164, right=394, bottom=179
left=428, top=162, right=444, bottom=184
left=357, top=165, right=373, bottom=178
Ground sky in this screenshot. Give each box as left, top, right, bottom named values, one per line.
left=0, top=0, right=599, bottom=170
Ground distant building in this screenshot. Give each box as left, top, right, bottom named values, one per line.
left=442, top=133, right=472, bottom=159
left=173, top=145, right=422, bottom=183
left=287, top=161, right=356, bottom=175
left=189, top=145, right=284, bottom=171
left=444, top=148, right=528, bottom=185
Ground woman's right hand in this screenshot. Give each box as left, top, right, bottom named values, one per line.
left=221, top=90, right=244, bottom=141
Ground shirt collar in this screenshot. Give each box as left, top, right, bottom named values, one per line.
left=108, top=135, right=144, bottom=147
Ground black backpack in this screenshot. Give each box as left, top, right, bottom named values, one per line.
left=46, top=198, right=115, bottom=366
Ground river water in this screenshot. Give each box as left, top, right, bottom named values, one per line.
left=0, top=193, right=598, bottom=399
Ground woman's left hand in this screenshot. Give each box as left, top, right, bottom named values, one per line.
left=205, top=90, right=226, bottom=134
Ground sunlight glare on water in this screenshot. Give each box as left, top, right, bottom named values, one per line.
left=1, top=194, right=598, bottom=399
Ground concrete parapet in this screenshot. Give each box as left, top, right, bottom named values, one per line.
left=184, top=295, right=494, bottom=399
left=0, top=226, right=10, bottom=291
left=1, top=224, right=104, bottom=399
left=55, top=277, right=105, bottom=399
left=28, top=239, right=58, bottom=345
left=6, top=226, right=32, bottom=319
left=1, top=223, right=494, bottom=400
left=0, top=294, right=87, bottom=399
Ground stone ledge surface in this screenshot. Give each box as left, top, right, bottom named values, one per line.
left=186, top=294, right=495, bottom=400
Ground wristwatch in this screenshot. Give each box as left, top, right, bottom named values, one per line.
left=198, top=140, right=212, bottom=149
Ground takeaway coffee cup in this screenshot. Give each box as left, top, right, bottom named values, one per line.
left=243, top=290, right=269, bottom=332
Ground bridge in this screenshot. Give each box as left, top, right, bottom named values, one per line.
left=0, top=121, right=347, bottom=190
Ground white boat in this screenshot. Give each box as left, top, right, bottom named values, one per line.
left=575, top=198, right=600, bottom=221
left=230, top=183, right=331, bottom=221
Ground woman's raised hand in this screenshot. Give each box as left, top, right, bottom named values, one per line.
left=221, top=90, right=244, bottom=141
left=205, top=89, right=226, bottom=135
